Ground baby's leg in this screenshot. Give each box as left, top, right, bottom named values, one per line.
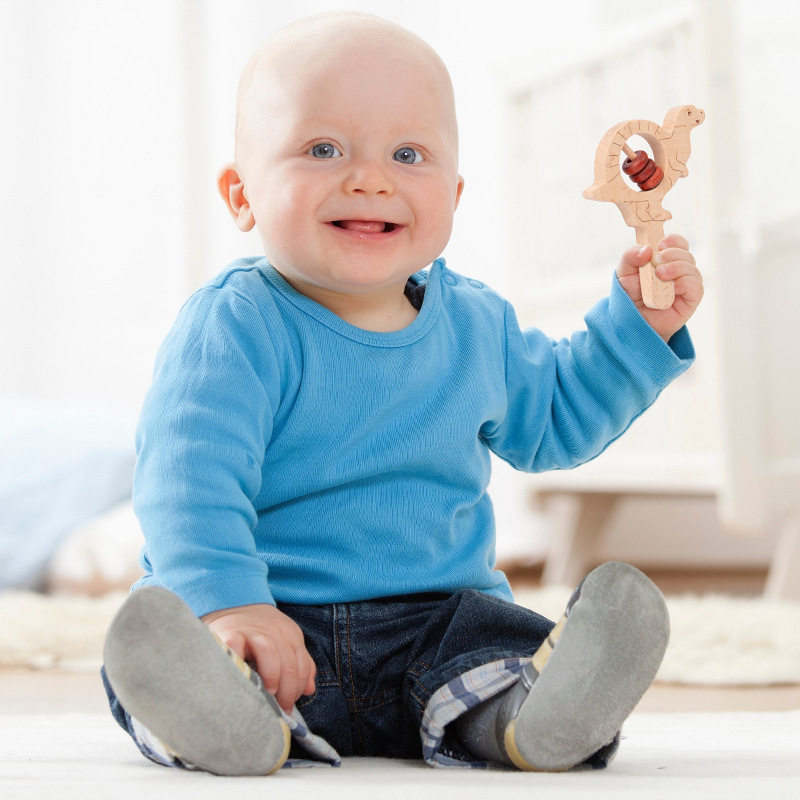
left=103, top=586, right=290, bottom=775
left=451, top=561, right=668, bottom=771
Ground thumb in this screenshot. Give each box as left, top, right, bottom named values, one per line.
left=618, top=244, right=653, bottom=277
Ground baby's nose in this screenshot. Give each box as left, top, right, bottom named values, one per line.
left=343, top=160, right=393, bottom=196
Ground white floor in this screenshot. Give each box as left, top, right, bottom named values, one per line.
left=1, top=710, right=798, bottom=800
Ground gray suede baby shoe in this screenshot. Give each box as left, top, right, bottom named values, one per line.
left=496, top=561, right=669, bottom=771
left=104, top=586, right=291, bottom=776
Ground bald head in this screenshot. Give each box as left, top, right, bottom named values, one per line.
left=233, top=11, right=458, bottom=164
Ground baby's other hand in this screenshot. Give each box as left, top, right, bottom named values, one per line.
left=616, top=233, right=704, bottom=341
left=201, top=603, right=316, bottom=713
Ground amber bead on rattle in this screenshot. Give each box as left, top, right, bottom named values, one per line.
left=622, top=148, right=664, bottom=191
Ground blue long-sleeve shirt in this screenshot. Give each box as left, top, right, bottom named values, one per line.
left=133, top=258, right=694, bottom=616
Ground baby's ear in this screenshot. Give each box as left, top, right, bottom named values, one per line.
left=454, top=175, right=465, bottom=211
left=217, top=164, right=255, bottom=231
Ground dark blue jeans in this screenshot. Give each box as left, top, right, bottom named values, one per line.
left=103, top=589, right=554, bottom=764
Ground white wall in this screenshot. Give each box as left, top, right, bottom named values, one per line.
left=1, top=1, right=190, bottom=415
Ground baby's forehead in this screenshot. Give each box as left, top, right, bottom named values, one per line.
left=260, top=22, right=450, bottom=85
left=235, top=13, right=458, bottom=154
left=241, top=14, right=451, bottom=110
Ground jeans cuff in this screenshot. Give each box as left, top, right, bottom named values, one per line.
left=419, top=658, right=529, bottom=768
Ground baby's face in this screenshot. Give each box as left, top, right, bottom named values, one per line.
left=232, top=30, right=464, bottom=300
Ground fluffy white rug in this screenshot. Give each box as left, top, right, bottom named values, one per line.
left=513, top=586, right=800, bottom=685
left=1, top=588, right=799, bottom=685
left=0, top=591, right=128, bottom=670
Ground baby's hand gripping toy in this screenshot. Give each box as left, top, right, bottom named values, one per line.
left=584, top=105, right=705, bottom=309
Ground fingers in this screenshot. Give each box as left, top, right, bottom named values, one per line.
left=654, top=245, right=703, bottom=323
left=618, top=235, right=697, bottom=280
left=215, top=626, right=307, bottom=711
left=653, top=246, right=698, bottom=278
left=249, top=632, right=315, bottom=713
left=304, top=654, right=317, bottom=697
left=666, top=270, right=704, bottom=311
left=204, top=604, right=316, bottom=714
left=251, top=633, right=297, bottom=712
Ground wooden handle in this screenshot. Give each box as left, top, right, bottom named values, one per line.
left=639, top=264, right=674, bottom=310
left=636, top=225, right=674, bottom=310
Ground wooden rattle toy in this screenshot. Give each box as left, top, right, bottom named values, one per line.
left=584, top=105, right=705, bottom=309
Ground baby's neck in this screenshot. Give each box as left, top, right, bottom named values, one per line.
left=279, top=272, right=420, bottom=332
left=324, top=291, right=420, bottom=332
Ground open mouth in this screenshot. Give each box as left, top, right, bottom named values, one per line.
left=332, top=220, right=398, bottom=233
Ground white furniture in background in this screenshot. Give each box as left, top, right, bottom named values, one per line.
left=501, top=1, right=800, bottom=599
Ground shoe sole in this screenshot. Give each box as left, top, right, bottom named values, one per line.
left=503, top=561, right=669, bottom=771
left=104, top=586, right=290, bottom=775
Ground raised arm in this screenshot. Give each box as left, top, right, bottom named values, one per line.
left=484, top=262, right=697, bottom=473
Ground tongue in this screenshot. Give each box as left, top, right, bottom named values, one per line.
left=338, top=220, right=387, bottom=233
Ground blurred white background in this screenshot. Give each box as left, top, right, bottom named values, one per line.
left=0, top=0, right=708, bottom=413
left=2, top=0, right=799, bottom=592
left=0, top=0, right=606, bottom=414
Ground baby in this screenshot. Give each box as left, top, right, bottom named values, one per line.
left=103, top=11, right=703, bottom=775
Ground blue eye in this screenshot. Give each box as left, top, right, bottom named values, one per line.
left=393, top=147, right=423, bottom=164
left=310, top=142, right=342, bottom=159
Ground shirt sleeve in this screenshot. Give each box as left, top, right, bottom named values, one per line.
left=133, top=286, right=281, bottom=616
left=484, top=275, right=695, bottom=473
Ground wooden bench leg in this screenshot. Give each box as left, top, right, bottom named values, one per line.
left=540, top=492, right=618, bottom=587
left=764, top=513, right=800, bottom=601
